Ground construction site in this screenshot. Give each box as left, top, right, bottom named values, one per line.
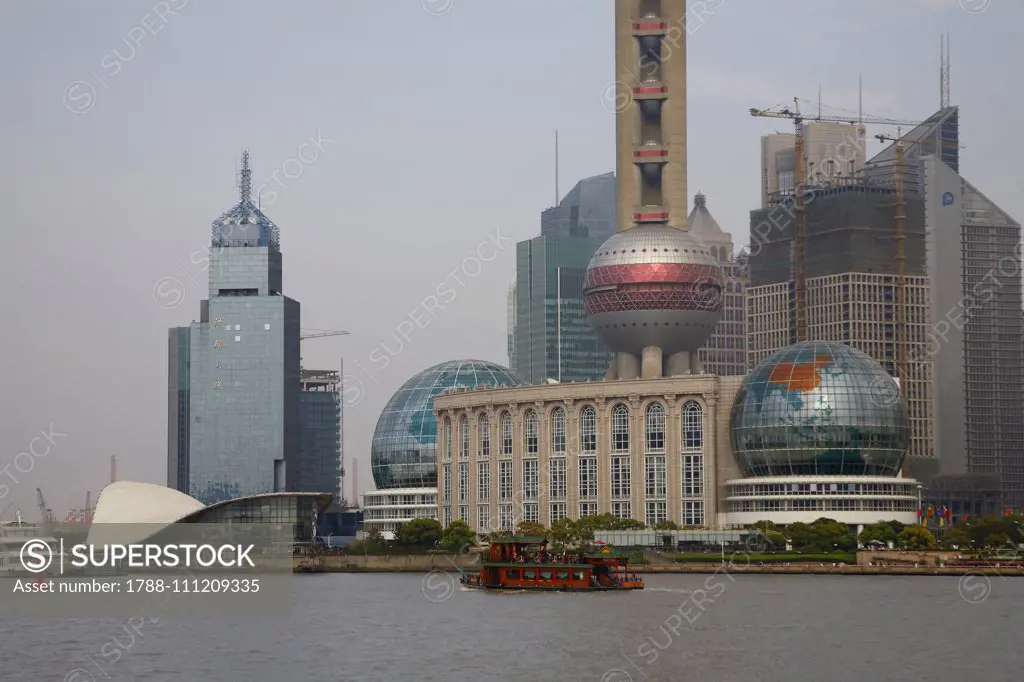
left=744, top=34, right=1024, bottom=512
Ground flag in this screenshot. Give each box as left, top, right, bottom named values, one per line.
left=917, top=508, right=923, bottom=518
left=927, top=506, right=934, bottom=518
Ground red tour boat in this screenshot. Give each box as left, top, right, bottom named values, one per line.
left=459, top=534, right=643, bottom=592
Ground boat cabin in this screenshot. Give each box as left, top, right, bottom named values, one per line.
left=477, top=535, right=595, bottom=589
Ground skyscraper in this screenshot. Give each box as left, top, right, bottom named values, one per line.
left=512, top=234, right=614, bottom=383
left=924, top=154, right=1024, bottom=510
left=297, top=369, right=341, bottom=497
left=540, top=172, right=617, bottom=239
left=689, top=193, right=748, bottom=376
left=168, top=152, right=301, bottom=504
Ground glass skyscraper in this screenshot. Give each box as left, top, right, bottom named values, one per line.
left=511, top=173, right=617, bottom=384
left=168, top=152, right=302, bottom=504
left=512, top=234, right=614, bottom=384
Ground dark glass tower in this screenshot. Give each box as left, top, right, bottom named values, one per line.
left=512, top=234, right=614, bottom=384
left=168, top=152, right=301, bottom=504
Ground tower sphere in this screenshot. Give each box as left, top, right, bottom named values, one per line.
left=583, top=225, right=725, bottom=357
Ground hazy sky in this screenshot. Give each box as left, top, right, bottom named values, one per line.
left=1, top=0, right=1021, bottom=517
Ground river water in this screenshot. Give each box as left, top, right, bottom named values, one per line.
left=2, top=573, right=1021, bottom=681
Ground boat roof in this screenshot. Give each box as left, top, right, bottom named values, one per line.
left=584, top=545, right=628, bottom=558
left=488, top=535, right=547, bottom=545
left=484, top=562, right=591, bottom=569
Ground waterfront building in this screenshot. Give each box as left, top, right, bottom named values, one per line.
left=365, top=359, right=520, bottom=538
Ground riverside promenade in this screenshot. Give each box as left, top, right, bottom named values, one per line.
left=294, top=554, right=1024, bottom=576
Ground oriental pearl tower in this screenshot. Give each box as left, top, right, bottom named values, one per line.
left=584, top=0, right=724, bottom=380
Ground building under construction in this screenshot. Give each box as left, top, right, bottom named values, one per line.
left=298, top=369, right=342, bottom=498
left=746, top=176, right=934, bottom=468
left=746, top=103, right=1024, bottom=509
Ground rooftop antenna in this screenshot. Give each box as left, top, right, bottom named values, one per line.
left=940, top=33, right=951, bottom=108
left=554, top=130, right=560, bottom=205
left=239, top=149, right=252, bottom=202
left=817, top=85, right=822, bottom=119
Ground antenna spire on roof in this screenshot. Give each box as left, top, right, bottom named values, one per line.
left=239, top=149, right=252, bottom=202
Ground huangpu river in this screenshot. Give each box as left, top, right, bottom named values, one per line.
left=2, top=573, right=1021, bottom=681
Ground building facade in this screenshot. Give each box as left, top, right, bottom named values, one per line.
left=512, top=234, right=614, bottom=383
left=361, top=488, right=438, bottom=538
left=297, top=369, right=341, bottom=498
left=541, top=172, right=617, bottom=239
left=760, top=122, right=867, bottom=208
left=689, top=193, right=747, bottom=375
left=924, top=154, right=1024, bottom=510
left=168, top=153, right=302, bottom=504
left=434, top=376, right=744, bottom=531
left=746, top=185, right=935, bottom=469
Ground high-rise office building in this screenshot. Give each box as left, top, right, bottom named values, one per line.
left=760, top=122, right=867, bottom=208
left=512, top=234, right=614, bottom=383
left=689, top=193, right=748, bottom=376
left=924, top=153, right=1024, bottom=510
left=540, top=172, right=617, bottom=239
left=168, top=152, right=302, bottom=504
left=297, top=369, right=341, bottom=498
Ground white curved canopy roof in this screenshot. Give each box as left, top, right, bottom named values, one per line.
left=87, top=481, right=205, bottom=545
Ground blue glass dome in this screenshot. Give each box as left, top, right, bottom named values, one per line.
left=730, top=341, right=909, bottom=477
left=371, top=360, right=523, bottom=489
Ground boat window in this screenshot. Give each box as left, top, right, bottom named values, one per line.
left=507, top=569, right=520, bottom=580
left=572, top=571, right=585, bottom=581
left=523, top=570, right=536, bottom=580
left=539, top=570, right=553, bottom=581
left=556, top=570, right=570, bottom=581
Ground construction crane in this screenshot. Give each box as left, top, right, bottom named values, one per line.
left=874, top=132, right=909, bottom=395
left=36, top=488, right=55, bottom=525
left=749, top=99, right=932, bottom=342
left=299, top=328, right=350, bottom=369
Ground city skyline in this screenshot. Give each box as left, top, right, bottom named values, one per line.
left=2, top=1, right=1023, bottom=515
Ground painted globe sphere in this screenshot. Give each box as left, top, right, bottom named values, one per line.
left=370, top=360, right=522, bottom=489
left=730, top=341, right=909, bottom=477
left=583, top=226, right=725, bottom=357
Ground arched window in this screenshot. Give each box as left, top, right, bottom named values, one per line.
left=524, top=409, right=539, bottom=455
left=500, top=411, right=513, bottom=456
left=612, top=404, right=630, bottom=453
left=551, top=407, right=566, bottom=455
left=459, top=415, right=469, bottom=460
left=444, top=418, right=452, bottom=461
left=645, top=402, right=665, bottom=452
left=683, top=401, right=703, bottom=449
left=478, top=413, right=490, bottom=458
left=580, top=406, right=597, bottom=454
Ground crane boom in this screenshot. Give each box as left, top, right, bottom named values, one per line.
left=300, top=329, right=351, bottom=340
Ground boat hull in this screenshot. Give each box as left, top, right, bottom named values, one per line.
left=460, top=580, right=642, bottom=592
